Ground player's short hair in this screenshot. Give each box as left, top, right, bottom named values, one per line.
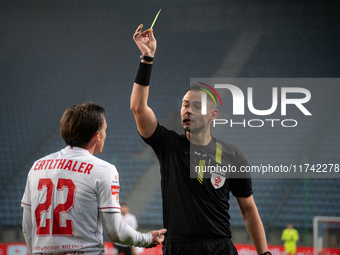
left=60, top=102, right=105, bottom=148
left=184, top=82, right=217, bottom=110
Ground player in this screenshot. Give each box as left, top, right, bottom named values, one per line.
left=21, top=102, right=166, bottom=255
left=281, top=223, right=299, bottom=255
left=130, top=25, right=270, bottom=255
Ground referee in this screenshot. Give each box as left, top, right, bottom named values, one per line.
left=131, top=25, right=270, bottom=255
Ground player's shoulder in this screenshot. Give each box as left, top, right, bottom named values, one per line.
left=91, top=155, right=118, bottom=173
left=30, top=150, right=62, bottom=166
left=74, top=149, right=118, bottom=176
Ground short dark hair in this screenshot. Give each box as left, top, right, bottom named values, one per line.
left=60, top=102, right=105, bottom=148
left=184, top=82, right=218, bottom=109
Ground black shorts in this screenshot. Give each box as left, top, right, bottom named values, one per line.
left=115, top=244, right=132, bottom=255
left=162, top=238, right=238, bottom=255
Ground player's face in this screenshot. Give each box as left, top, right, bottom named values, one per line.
left=181, top=90, right=213, bottom=134
left=94, top=117, right=107, bottom=154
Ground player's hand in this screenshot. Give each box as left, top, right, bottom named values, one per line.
left=133, top=24, right=157, bottom=58
left=146, top=228, right=167, bottom=248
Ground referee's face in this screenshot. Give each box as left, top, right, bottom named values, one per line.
left=181, top=90, right=212, bottom=134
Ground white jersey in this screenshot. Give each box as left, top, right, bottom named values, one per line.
left=21, top=146, right=121, bottom=254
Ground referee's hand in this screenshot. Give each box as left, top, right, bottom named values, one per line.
left=133, top=24, right=157, bottom=59
left=146, top=228, right=167, bottom=248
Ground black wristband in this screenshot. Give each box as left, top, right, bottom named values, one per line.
left=134, top=62, right=153, bottom=86
left=140, top=55, right=154, bottom=62
left=260, top=251, right=271, bottom=255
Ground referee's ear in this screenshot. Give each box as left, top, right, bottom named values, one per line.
left=209, top=109, right=218, bottom=122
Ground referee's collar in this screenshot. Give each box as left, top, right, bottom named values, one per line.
left=189, top=136, right=215, bottom=148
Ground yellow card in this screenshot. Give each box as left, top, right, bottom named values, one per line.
left=150, top=9, right=161, bottom=29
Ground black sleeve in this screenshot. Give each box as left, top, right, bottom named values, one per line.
left=229, top=161, right=253, bottom=197
left=141, top=123, right=170, bottom=156
left=229, top=148, right=253, bottom=197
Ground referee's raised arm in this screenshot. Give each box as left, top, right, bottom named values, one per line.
left=130, top=24, right=158, bottom=139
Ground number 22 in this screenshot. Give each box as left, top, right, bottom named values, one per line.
left=35, top=178, right=76, bottom=236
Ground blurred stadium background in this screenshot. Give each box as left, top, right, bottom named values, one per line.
left=0, top=0, right=339, bottom=249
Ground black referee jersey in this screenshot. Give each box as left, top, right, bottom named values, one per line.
left=143, top=123, right=253, bottom=242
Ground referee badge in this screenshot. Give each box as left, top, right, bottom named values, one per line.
left=211, top=173, right=226, bottom=189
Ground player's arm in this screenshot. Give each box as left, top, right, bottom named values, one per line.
left=22, top=208, right=33, bottom=255
left=236, top=195, right=269, bottom=255
left=99, top=211, right=166, bottom=248
left=130, top=24, right=158, bottom=139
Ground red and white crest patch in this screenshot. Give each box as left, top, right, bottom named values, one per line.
left=211, top=173, right=226, bottom=189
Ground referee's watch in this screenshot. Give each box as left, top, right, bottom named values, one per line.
left=140, top=55, right=154, bottom=62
